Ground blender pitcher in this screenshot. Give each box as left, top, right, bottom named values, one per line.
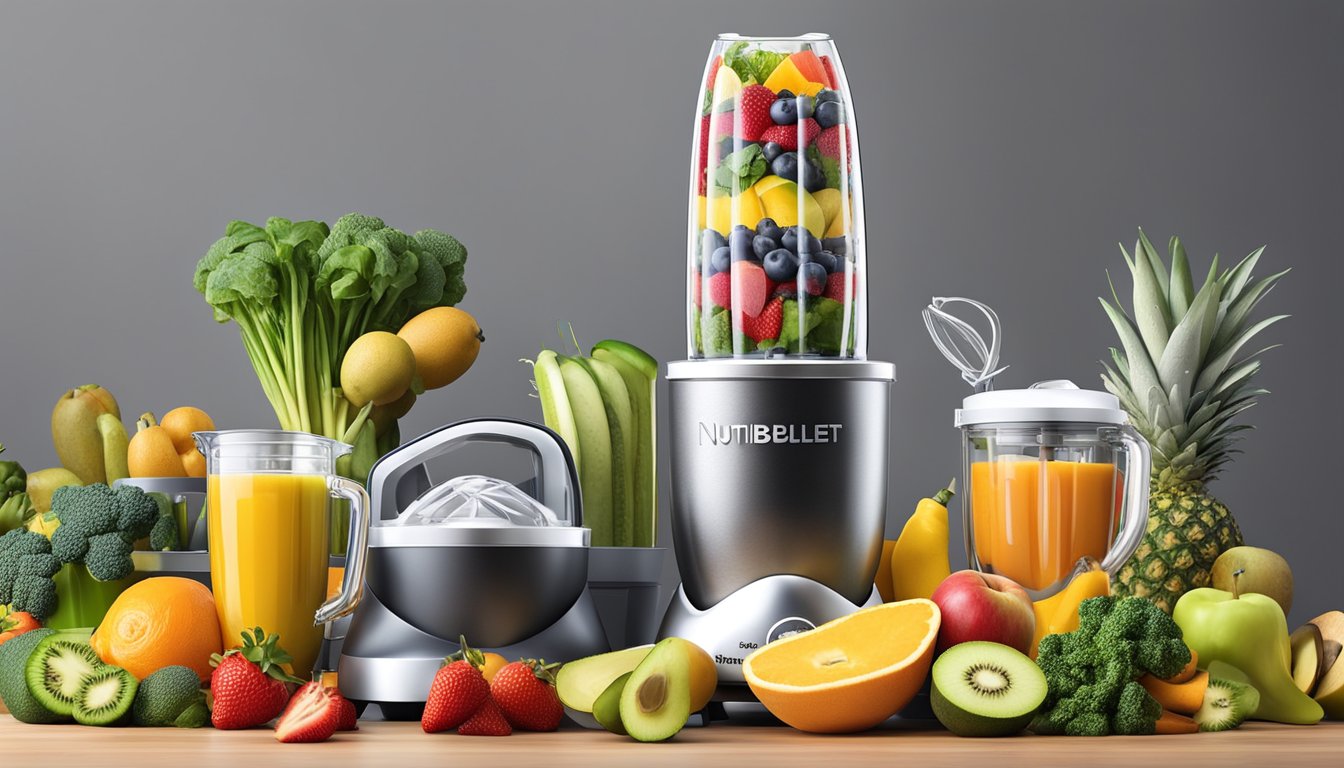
left=955, top=381, right=1150, bottom=599
left=195, top=430, right=370, bottom=675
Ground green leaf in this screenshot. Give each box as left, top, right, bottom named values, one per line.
left=1217, top=245, right=1266, bottom=301
left=712, top=144, right=767, bottom=193
left=1099, top=297, right=1162, bottom=413
left=1137, top=229, right=1171, bottom=300
left=1210, top=269, right=1289, bottom=352
left=1168, top=236, right=1194, bottom=318
left=1129, top=237, right=1173, bottom=363
left=1192, top=315, right=1288, bottom=395
left=1156, top=265, right=1221, bottom=401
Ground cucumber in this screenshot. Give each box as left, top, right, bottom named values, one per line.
left=533, top=350, right=582, bottom=474
left=558, top=356, right=613, bottom=546
left=580, top=357, right=635, bottom=547
left=592, top=341, right=658, bottom=547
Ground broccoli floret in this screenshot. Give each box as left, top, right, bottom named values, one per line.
left=149, top=514, right=179, bottom=552
left=84, top=532, right=135, bottom=582
left=50, top=523, right=90, bottom=563
left=132, top=665, right=207, bottom=727
left=0, top=529, right=59, bottom=620
left=114, top=485, right=160, bottom=540
left=51, top=483, right=119, bottom=534
left=1031, top=596, right=1191, bottom=737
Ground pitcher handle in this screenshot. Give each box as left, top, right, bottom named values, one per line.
left=316, top=476, right=370, bottom=624
left=1098, top=424, right=1151, bottom=575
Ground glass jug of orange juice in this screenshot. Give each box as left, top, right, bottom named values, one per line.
left=194, top=430, right=370, bottom=675
left=955, top=381, right=1150, bottom=599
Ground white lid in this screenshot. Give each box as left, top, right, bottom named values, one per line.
left=954, top=380, right=1129, bottom=427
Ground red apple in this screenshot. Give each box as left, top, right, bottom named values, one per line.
left=930, top=570, right=1035, bottom=655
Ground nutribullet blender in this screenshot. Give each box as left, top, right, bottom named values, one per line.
left=659, top=34, right=895, bottom=703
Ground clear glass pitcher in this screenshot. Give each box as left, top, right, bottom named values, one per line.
left=194, top=430, right=370, bottom=675
left=955, top=381, right=1150, bottom=599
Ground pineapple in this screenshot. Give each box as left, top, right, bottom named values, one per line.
left=1100, top=230, right=1288, bottom=613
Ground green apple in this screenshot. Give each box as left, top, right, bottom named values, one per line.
left=1173, top=585, right=1323, bottom=724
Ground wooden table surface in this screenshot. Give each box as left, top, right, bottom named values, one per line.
left=2, top=715, right=1340, bottom=767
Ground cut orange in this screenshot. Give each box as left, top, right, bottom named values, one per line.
left=743, top=599, right=940, bottom=733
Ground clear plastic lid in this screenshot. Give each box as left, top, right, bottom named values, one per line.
left=688, top=34, right=866, bottom=359
left=387, top=475, right=568, bottom=528
left=955, top=380, right=1130, bottom=427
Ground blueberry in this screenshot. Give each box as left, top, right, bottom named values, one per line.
left=815, top=100, right=842, bottom=129
left=729, top=227, right=755, bottom=261
left=763, top=249, right=800, bottom=282
left=801, top=261, right=828, bottom=295
left=756, top=217, right=784, bottom=242
left=752, top=235, right=779, bottom=260
left=710, top=246, right=732, bottom=274
left=777, top=89, right=795, bottom=100
left=816, top=89, right=841, bottom=104
left=702, top=229, right=727, bottom=256
left=771, top=151, right=800, bottom=182
left=794, top=94, right=816, bottom=120
left=822, top=236, right=847, bottom=255
left=801, top=158, right=826, bottom=192
left=761, top=141, right=783, bottom=165
left=784, top=226, right=821, bottom=256
left=813, top=250, right=838, bottom=274
left=769, top=98, right=798, bottom=126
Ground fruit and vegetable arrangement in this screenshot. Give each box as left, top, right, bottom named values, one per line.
left=691, top=42, right=858, bottom=358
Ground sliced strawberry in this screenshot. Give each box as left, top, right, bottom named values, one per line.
left=705, top=55, right=722, bottom=95
left=823, top=270, right=855, bottom=302
left=816, top=125, right=851, bottom=170
left=332, top=691, right=359, bottom=731
left=741, top=297, right=784, bottom=343
left=459, top=697, right=512, bottom=736
left=736, top=84, right=776, bottom=141
left=819, top=55, right=839, bottom=90
left=708, top=271, right=732, bottom=309
left=731, top=261, right=768, bottom=318
left=691, top=271, right=703, bottom=309
left=760, top=119, right=820, bottom=152
left=274, top=682, right=340, bottom=743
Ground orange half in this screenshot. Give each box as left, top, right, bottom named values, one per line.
left=742, top=599, right=940, bottom=733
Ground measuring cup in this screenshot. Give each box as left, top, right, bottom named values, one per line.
left=195, top=430, right=369, bottom=675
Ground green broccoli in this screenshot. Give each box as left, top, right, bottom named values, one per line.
left=48, top=483, right=159, bottom=582
left=0, top=529, right=60, bottom=620
left=132, top=665, right=208, bottom=727
left=1031, top=596, right=1191, bottom=737
left=149, top=513, right=179, bottom=552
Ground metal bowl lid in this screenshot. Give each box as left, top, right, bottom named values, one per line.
left=371, top=475, right=589, bottom=548
left=955, top=379, right=1129, bottom=426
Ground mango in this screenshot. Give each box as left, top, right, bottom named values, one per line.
left=51, top=385, right=120, bottom=484
left=763, top=58, right=824, bottom=97
left=702, top=188, right=764, bottom=235
left=812, top=188, right=843, bottom=233
left=754, top=179, right=825, bottom=238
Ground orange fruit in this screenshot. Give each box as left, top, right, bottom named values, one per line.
left=481, top=652, right=508, bottom=682
left=159, top=407, right=215, bottom=454
left=397, top=307, right=483, bottom=389
left=742, top=599, right=940, bottom=733
left=90, top=576, right=222, bottom=681
left=127, top=424, right=187, bottom=478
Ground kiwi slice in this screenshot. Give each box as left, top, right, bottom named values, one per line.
left=73, top=665, right=138, bottom=726
left=931, top=641, right=1047, bottom=737
left=1194, top=677, right=1260, bottom=732
left=24, top=636, right=103, bottom=717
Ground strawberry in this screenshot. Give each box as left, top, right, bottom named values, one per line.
left=691, top=271, right=702, bottom=309
left=708, top=271, right=732, bottom=309
left=332, top=690, right=359, bottom=731
left=773, top=281, right=799, bottom=299
left=731, top=261, right=768, bottom=318
left=816, top=125, right=851, bottom=170
left=824, top=270, right=855, bottom=302
left=736, top=84, right=776, bottom=141
left=458, top=696, right=512, bottom=737
left=741, top=297, right=784, bottom=343
left=274, top=681, right=341, bottom=743
left=759, top=118, right=820, bottom=152
left=490, top=659, right=563, bottom=732
left=421, top=638, right=490, bottom=733
left=819, top=55, right=839, bottom=90
left=705, top=55, right=722, bottom=96
left=209, top=628, right=302, bottom=730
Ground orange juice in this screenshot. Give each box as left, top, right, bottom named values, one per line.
left=208, top=473, right=330, bottom=675
left=969, top=459, right=1119, bottom=591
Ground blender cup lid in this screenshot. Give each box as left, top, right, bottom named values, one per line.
left=371, top=475, right=589, bottom=548
left=955, top=379, right=1129, bottom=426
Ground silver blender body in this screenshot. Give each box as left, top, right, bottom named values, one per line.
left=660, top=359, right=895, bottom=694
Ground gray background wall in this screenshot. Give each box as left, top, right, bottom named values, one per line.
left=1, top=1, right=1340, bottom=626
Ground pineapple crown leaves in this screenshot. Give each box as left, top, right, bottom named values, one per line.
left=209, top=626, right=305, bottom=684
left=1099, top=230, right=1289, bottom=481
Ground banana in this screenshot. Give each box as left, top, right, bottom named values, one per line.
left=96, top=413, right=131, bottom=485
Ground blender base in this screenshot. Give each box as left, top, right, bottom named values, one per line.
left=335, top=587, right=610, bottom=716
left=658, top=575, right=882, bottom=699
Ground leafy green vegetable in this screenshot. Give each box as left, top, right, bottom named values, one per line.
left=807, top=297, right=849, bottom=352
left=806, top=146, right=842, bottom=190
left=713, top=145, right=767, bottom=194
left=723, top=42, right=787, bottom=86
left=194, top=214, right=467, bottom=445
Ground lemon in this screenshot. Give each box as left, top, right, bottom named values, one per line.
left=340, top=331, right=417, bottom=407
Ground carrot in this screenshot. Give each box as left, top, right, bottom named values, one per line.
left=1163, top=648, right=1199, bottom=683
left=1154, top=709, right=1200, bottom=735
left=1140, top=670, right=1209, bottom=715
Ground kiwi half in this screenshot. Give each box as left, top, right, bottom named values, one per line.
left=931, top=641, right=1046, bottom=737
left=1194, top=677, right=1260, bottom=732
left=24, top=636, right=103, bottom=717
left=73, top=665, right=138, bottom=726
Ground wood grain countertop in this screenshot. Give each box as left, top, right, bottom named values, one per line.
left=2, top=715, right=1340, bottom=767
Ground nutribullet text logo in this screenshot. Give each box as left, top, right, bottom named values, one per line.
left=697, top=422, right=843, bottom=446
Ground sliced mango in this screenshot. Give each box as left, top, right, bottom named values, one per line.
left=764, top=58, right=824, bottom=97
left=812, top=188, right=842, bottom=233
left=755, top=179, right=825, bottom=238
left=703, top=187, right=764, bottom=235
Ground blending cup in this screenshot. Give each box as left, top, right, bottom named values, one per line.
left=954, top=381, right=1150, bottom=599
left=194, top=430, right=370, bottom=675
